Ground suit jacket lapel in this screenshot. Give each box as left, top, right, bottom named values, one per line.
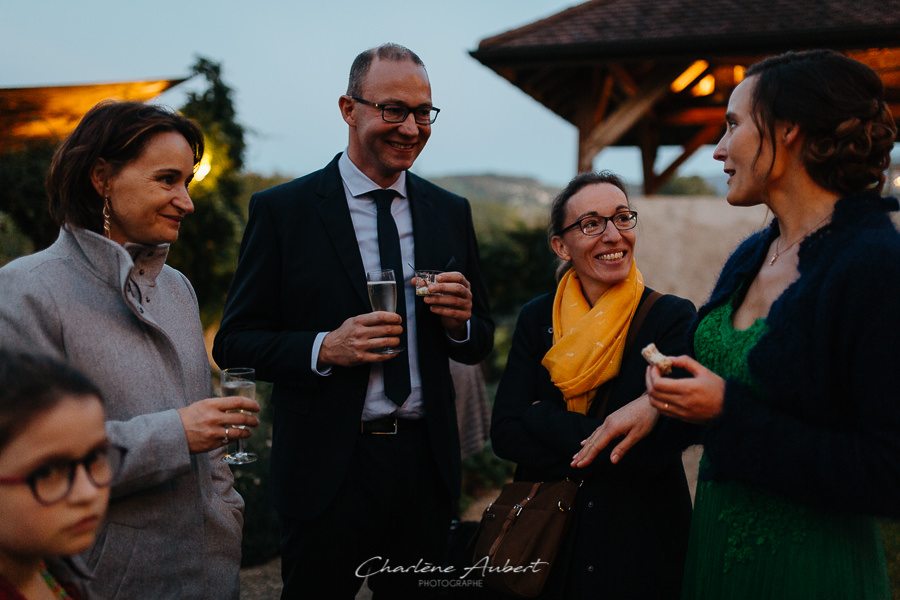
left=315, top=157, right=370, bottom=308
left=408, top=174, right=441, bottom=271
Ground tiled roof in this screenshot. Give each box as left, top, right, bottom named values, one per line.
left=474, top=0, right=900, bottom=60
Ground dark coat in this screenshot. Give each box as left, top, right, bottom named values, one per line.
left=491, top=287, right=697, bottom=599
left=213, top=154, right=494, bottom=519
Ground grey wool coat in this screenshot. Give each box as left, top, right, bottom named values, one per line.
left=0, top=226, right=243, bottom=599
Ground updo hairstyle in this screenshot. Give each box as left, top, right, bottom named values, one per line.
left=746, top=49, right=897, bottom=195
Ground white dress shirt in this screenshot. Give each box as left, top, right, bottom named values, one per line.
left=311, top=152, right=423, bottom=419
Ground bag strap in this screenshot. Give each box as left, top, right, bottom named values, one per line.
left=589, top=291, right=663, bottom=418
left=487, top=482, right=542, bottom=559
left=626, top=290, right=662, bottom=353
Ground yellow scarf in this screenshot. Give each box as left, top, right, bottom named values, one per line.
left=541, top=262, right=645, bottom=415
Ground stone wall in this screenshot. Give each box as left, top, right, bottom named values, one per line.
left=631, top=195, right=771, bottom=307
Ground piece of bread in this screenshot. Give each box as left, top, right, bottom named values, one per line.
left=641, top=342, right=673, bottom=375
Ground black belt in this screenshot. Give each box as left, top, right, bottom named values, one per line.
left=360, top=417, right=424, bottom=435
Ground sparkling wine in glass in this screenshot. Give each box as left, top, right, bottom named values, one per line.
left=221, top=367, right=257, bottom=465
left=366, top=269, right=404, bottom=354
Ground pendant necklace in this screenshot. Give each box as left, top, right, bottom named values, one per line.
left=768, top=213, right=832, bottom=266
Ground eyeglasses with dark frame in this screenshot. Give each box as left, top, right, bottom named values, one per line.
left=349, top=96, right=440, bottom=125
left=0, top=443, right=126, bottom=505
left=558, top=211, right=638, bottom=237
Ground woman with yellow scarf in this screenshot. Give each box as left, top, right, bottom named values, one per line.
left=491, top=171, right=697, bottom=599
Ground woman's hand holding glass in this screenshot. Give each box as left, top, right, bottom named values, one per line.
left=645, top=355, right=726, bottom=424
left=220, top=368, right=259, bottom=464
left=176, top=390, right=260, bottom=455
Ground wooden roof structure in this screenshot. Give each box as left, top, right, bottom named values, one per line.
left=470, top=0, right=900, bottom=193
left=0, top=78, right=187, bottom=150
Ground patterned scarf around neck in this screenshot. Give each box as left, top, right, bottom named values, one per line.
left=541, top=262, right=645, bottom=415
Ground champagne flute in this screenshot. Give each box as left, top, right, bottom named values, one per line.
left=221, top=367, right=257, bottom=465
left=366, top=269, right=404, bottom=354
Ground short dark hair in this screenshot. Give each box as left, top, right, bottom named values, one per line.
left=346, top=43, right=426, bottom=97
left=548, top=171, right=630, bottom=280
left=46, top=101, right=205, bottom=234
left=0, top=350, right=104, bottom=452
left=745, top=49, right=897, bottom=195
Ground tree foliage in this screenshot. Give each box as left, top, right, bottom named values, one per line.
left=475, top=218, right=557, bottom=317
left=0, top=212, right=34, bottom=267
left=469, top=204, right=559, bottom=382
left=169, top=56, right=247, bottom=327
left=0, top=140, right=60, bottom=253
left=182, top=57, right=245, bottom=172
left=658, top=174, right=717, bottom=196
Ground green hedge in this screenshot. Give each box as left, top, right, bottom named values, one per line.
left=880, top=519, right=900, bottom=598
left=228, top=381, right=280, bottom=567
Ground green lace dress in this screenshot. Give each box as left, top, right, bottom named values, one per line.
left=682, top=300, right=890, bottom=600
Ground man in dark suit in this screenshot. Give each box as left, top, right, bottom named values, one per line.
left=213, top=43, right=493, bottom=599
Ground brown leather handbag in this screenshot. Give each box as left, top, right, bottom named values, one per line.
left=471, top=478, right=580, bottom=597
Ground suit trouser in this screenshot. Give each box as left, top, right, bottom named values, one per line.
left=278, top=419, right=454, bottom=600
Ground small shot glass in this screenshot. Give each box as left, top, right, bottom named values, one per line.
left=414, top=270, right=443, bottom=296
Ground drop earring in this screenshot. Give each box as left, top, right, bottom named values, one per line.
left=103, top=197, right=111, bottom=239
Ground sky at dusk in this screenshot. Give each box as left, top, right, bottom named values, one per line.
left=0, top=0, right=806, bottom=188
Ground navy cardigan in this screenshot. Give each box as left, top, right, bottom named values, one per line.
left=696, top=192, right=900, bottom=517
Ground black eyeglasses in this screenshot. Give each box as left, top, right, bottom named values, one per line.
left=559, top=211, right=638, bottom=236
left=0, top=444, right=126, bottom=505
left=350, top=96, right=440, bottom=125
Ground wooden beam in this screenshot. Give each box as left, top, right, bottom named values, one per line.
left=639, top=118, right=660, bottom=194
left=573, top=68, right=616, bottom=132
left=577, top=139, right=594, bottom=173
left=608, top=64, right=639, bottom=97
left=659, top=106, right=726, bottom=126
left=578, top=62, right=689, bottom=170
left=592, top=71, right=615, bottom=127
left=511, top=65, right=606, bottom=125
left=645, top=122, right=725, bottom=194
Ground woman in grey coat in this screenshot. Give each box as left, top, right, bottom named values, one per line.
left=0, top=101, right=259, bottom=599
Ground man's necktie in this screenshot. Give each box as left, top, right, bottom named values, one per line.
left=371, top=189, right=411, bottom=404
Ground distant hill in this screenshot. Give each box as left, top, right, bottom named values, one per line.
left=429, top=174, right=560, bottom=209
left=240, top=170, right=728, bottom=208
left=428, top=174, right=560, bottom=229
left=429, top=172, right=729, bottom=205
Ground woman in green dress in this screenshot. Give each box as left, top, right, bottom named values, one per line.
left=644, top=50, right=900, bottom=599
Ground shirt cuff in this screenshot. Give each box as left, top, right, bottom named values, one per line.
left=446, top=320, right=470, bottom=344
left=312, top=332, right=333, bottom=376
